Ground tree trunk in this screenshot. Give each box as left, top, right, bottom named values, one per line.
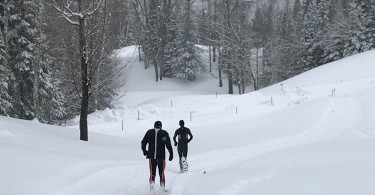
left=153, top=59, right=159, bottom=82
left=218, top=47, right=222, bottom=87
left=158, top=0, right=168, bottom=81
left=79, top=14, right=89, bottom=142
left=228, top=65, right=233, bottom=94
left=256, top=47, right=259, bottom=90
left=241, top=70, right=245, bottom=94
left=209, top=45, right=212, bottom=72
left=237, top=78, right=241, bottom=95
left=224, top=0, right=234, bottom=95
left=248, top=62, right=257, bottom=91
left=208, top=0, right=212, bottom=71
left=213, top=47, right=216, bottom=62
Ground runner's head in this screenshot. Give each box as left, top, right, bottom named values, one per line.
left=154, top=121, right=162, bottom=129
left=179, top=120, right=184, bottom=127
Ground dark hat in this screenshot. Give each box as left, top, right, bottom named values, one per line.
left=179, top=120, right=184, bottom=126
left=154, top=121, right=162, bottom=128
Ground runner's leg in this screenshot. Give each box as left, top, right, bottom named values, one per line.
left=149, top=159, right=157, bottom=184
left=157, top=159, right=166, bottom=187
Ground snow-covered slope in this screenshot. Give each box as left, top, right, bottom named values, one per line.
left=1, top=48, right=374, bottom=195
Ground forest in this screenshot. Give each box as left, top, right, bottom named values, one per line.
left=0, top=0, right=374, bottom=140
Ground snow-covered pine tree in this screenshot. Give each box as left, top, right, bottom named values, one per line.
left=163, top=4, right=180, bottom=78
left=171, top=0, right=204, bottom=81
left=275, top=6, right=294, bottom=82
left=34, top=1, right=66, bottom=123
left=342, top=0, right=375, bottom=57
left=300, top=0, right=330, bottom=70
left=0, top=26, right=12, bottom=116
left=147, top=0, right=161, bottom=81
left=8, top=0, right=38, bottom=120
left=35, top=60, right=66, bottom=123
left=257, top=3, right=275, bottom=88
left=0, top=1, right=13, bottom=116
left=322, top=0, right=349, bottom=63
left=322, top=0, right=374, bottom=63
left=288, top=0, right=304, bottom=76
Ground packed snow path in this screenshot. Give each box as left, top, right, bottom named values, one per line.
left=55, top=87, right=373, bottom=195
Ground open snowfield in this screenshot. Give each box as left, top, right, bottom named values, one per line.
left=1, top=47, right=375, bottom=195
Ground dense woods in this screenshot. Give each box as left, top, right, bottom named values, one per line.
left=0, top=0, right=374, bottom=140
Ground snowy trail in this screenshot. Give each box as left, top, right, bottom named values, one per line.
left=54, top=95, right=363, bottom=195
left=31, top=86, right=369, bottom=195
left=167, top=95, right=362, bottom=195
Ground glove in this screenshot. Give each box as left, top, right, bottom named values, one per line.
left=143, top=150, right=148, bottom=156
left=169, top=154, right=173, bottom=161
left=174, top=142, right=177, bottom=146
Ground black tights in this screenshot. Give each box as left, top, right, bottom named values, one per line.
left=149, top=159, right=166, bottom=185
left=178, top=143, right=188, bottom=159
left=178, top=144, right=188, bottom=170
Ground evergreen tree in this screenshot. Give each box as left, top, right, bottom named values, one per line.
left=323, top=0, right=375, bottom=63
left=0, top=1, right=12, bottom=116
left=0, top=28, right=12, bottom=115
left=163, top=6, right=180, bottom=77
left=342, top=0, right=375, bottom=57
left=277, top=7, right=294, bottom=81
left=171, top=0, right=204, bottom=81
left=147, top=0, right=161, bottom=81
left=322, top=0, right=348, bottom=63
left=35, top=3, right=66, bottom=123
left=36, top=60, right=66, bottom=123
left=300, top=0, right=329, bottom=70
left=258, top=3, right=275, bottom=88
left=289, top=0, right=304, bottom=76
left=8, top=0, right=38, bottom=120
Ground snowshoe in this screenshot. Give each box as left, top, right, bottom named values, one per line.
left=181, top=156, right=188, bottom=172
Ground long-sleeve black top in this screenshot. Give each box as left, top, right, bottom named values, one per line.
left=141, top=128, right=173, bottom=159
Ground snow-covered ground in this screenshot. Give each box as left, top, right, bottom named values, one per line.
left=1, top=47, right=375, bottom=195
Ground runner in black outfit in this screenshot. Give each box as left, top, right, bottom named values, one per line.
left=173, top=120, right=193, bottom=172
left=141, top=121, right=173, bottom=190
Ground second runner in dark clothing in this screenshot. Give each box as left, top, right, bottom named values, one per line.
left=173, top=120, right=193, bottom=172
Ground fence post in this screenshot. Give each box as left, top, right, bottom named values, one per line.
left=122, top=120, right=124, bottom=131
left=138, top=110, right=140, bottom=120
left=236, top=106, right=238, bottom=114
left=171, top=100, right=173, bottom=107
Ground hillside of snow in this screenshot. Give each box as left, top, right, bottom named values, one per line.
left=1, top=47, right=374, bottom=195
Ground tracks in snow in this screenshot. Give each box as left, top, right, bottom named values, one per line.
left=54, top=96, right=363, bottom=195
left=169, top=96, right=363, bottom=195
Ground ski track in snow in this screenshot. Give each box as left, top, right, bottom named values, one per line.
left=167, top=96, right=362, bottom=195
